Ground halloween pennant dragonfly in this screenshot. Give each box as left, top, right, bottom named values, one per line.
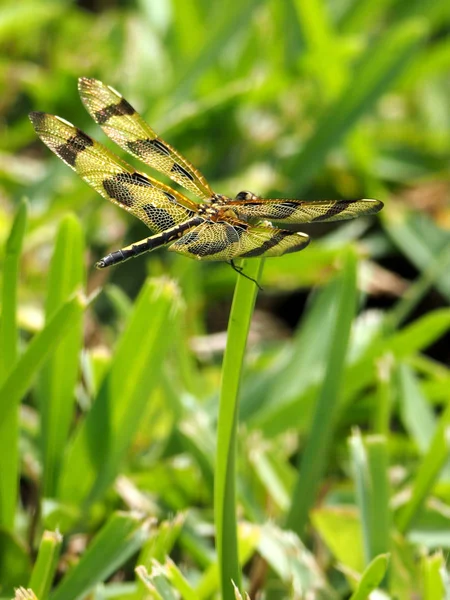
left=30, top=78, right=383, bottom=279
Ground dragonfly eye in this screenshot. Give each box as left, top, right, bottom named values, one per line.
left=235, top=190, right=255, bottom=201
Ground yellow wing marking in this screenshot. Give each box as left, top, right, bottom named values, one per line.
left=29, top=112, right=196, bottom=232
left=228, top=196, right=383, bottom=223
left=170, top=219, right=310, bottom=261
left=78, top=77, right=214, bottom=201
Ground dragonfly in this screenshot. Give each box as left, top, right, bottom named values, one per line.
left=29, top=78, right=383, bottom=284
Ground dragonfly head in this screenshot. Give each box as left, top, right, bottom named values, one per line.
left=235, top=190, right=259, bottom=201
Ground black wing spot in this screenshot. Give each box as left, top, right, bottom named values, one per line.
left=162, top=190, right=176, bottom=202
left=239, top=232, right=285, bottom=258
left=281, top=201, right=300, bottom=209
left=102, top=172, right=152, bottom=207
left=284, top=235, right=310, bottom=254
left=184, top=224, right=240, bottom=256
left=312, top=202, right=348, bottom=222
left=149, top=139, right=171, bottom=156
left=95, top=98, right=135, bottom=124
left=142, top=204, right=176, bottom=229
left=130, top=172, right=153, bottom=186
left=127, top=138, right=171, bottom=157
left=171, top=163, right=195, bottom=182
left=174, top=230, right=199, bottom=247
left=55, top=130, right=93, bottom=167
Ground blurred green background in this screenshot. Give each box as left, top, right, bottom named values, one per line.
left=1, top=0, right=450, bottom=598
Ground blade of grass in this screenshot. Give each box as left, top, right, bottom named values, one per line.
left=397, top=397, right=450, bottom=533
left=286, top=248, right=357, bottom=537
left=421, top=552, right=446, bottom=600
left=136, top=564, right=175, bottom=600
left=348, top=554, right=390, bottom=600
left=50, top=512, right=149, bottom=600
left=58, top=278, right=183, bottom=508
left=366, top=437, right=390, bottom=561
left=398, top=363, right=436, bottom=454
left=215, top=259, right=263, bottom=600
left=384, top=211, right=450, bottom=302
left=350, top=432, right=390, bottom=565
left=349, top=431, right=372, bottom=565
left=36, top=214, right=85, bottom=497
left=385, top=242, right=450, bottom=331
left=0, top=293, right=85, bottom=529
left=0, top=199, right=27, bottom=531
left=28, top=530, right=63, bottom=600
left=255, top=308, right=450, bottom=438
left=0, top=198, right=27, bottom=381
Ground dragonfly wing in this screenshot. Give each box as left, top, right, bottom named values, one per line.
left=29, top=112, right=196, bottom=232
left=169, top=220, right=309, bottom=261
left=229, top=198, right=383, bottom=224
left=78, top=77, right=214, bottom=201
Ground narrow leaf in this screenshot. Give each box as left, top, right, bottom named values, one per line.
left=287, top=248, right=357, bottom=536
left=50, top=512, right=148, bottom=600
left=28, top=530, right=63, bottom=600
left=37, top=214, right=85, bottom=497
left=215, top=259, right=263, bottom=600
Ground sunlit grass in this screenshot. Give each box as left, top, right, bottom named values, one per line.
left=1, top=0, right=450, bottom=598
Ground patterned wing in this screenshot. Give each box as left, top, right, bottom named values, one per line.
left=29, top=112, right=197, bottom=232
left=229, top=197, right=383, bottom=224
left=169, top=219, right=310, bottom=261
left=78, top=77, right=214, bottom=201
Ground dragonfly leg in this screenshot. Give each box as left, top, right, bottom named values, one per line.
left=229, top=260, right=263, bottom=291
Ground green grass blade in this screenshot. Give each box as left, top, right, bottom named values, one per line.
left=385, top=238, right=450, bottom=330
left=398, top=363, right=436, bottom=454
left=0, top=198, right=27, bottom=381
left=366, top=437, right=390, bottom=560
left=58, top=278, right=183, bottom=507
left=422, top=552, right=447, bottom=600
left=254, top=308, right=450, bottom=439
left=384, top=211, right=450, bottom=302
left=215, top=259, right=263, bottom=600
left=50, top=512, right=148, bottom=600
left=397, top=398, right=450, bottom=533
left=350, top=432, right=390, bottom=566
left=287, top=248, right=357, bottom=537
left=349, top=431, right=372, bottom=565
left=348, top=554, right=390, bottom=600
left=286, top=19, right=427, bottom=191
left=136, top=565, right=174, bottom=600
left=28, top=530, right=63, bottom=600
left=36, top=214, right=85, bottom=497
left=0, top=199, right=27, bottom=532
left=0, top=293, right=85, bottom=529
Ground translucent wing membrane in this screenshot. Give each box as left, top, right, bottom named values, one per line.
left=30, top=80, right=383, bottom=274
left=78, top=77, right=214, bottom=201
left=170, top=220, right=310, bottom=261
left=229, top=197, right=383, bottom=224
left=29, top=112, right=196, bottom=232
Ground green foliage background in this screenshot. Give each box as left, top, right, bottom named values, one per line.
left=1, top=0, right=450, bottom=598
